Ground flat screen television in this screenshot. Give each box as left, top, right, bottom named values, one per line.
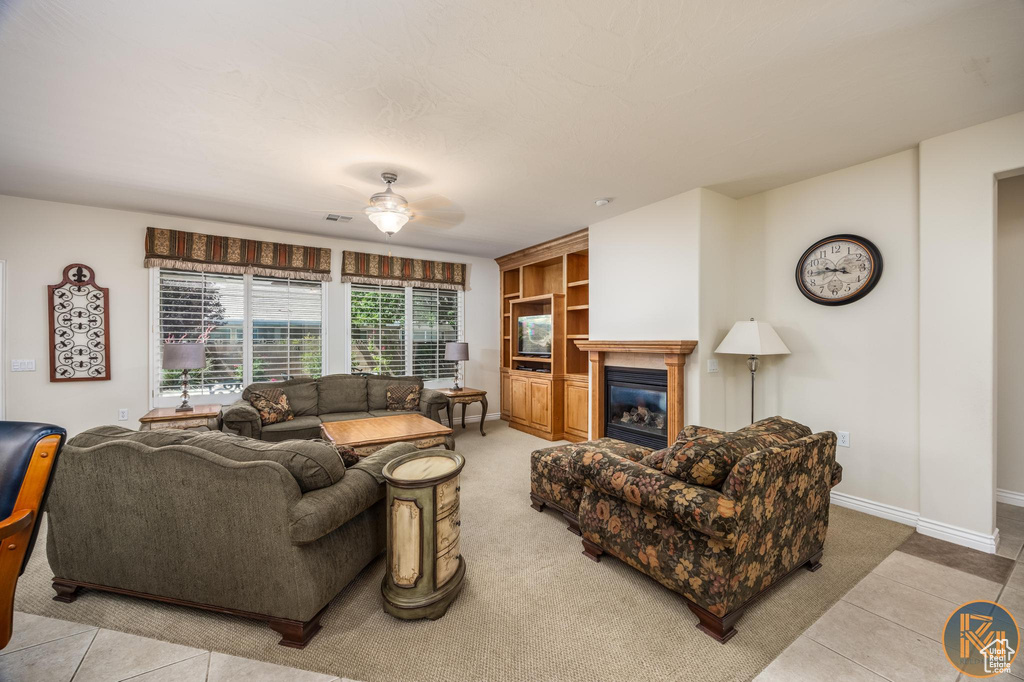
left=517, top=314, right=553, bottom=357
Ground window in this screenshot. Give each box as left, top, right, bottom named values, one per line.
left=349, top=284, right=462, bottom=381
left=154, top=269, right=325, bottom=403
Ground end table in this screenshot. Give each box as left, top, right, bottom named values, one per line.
left=139, top=404, right=221, bottom=431
left=381, top=449, right=466, bottom=620
left=436, top=388, right=488, bottom=436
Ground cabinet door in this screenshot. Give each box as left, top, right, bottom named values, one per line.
left=501, top=373, right=511, bottom=417
left=529, top=379, right=551, bottom=430
left=564, top=381, right=589, bottom=438
left=510, top=376, right=529, bottom=424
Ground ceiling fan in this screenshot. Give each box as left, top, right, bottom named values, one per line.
left=315, top=172, right=463, bottom=236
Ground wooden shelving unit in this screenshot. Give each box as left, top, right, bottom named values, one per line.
left=496, top=229, right=590, bottom=441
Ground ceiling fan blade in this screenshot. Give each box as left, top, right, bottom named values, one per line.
left=406, top=194, right=459, bottom=213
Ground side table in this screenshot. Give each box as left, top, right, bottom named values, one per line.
left=436, top=388, right=488, bottom=436
left=381, top=449, right=466, bottom=620
left=139, top=404, right=221, bottom=431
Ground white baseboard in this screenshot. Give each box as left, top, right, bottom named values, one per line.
left=997, top=488, right=1024, bottom=508
left=916, top=517, right=998, bottom=554
left=830, top=491, right=920, bottom=527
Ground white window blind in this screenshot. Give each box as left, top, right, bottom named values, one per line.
left=412, top=288, right=459, bottom=381
left=350, top=284, right=406, bottom=375
left=157, top=270, right=245, bottom=396
left=251, top=276, right=324, bottom=382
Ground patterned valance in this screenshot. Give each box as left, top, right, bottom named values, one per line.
left=144, top=227, right=332, bottom=281
left=341, top=251, right=467, bottom=291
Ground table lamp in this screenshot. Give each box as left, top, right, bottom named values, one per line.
left=444, top=342, right=469, bottom=390
left=162, top=343, right=206, bottom=412
left=715, top=319, right=790, bottom=423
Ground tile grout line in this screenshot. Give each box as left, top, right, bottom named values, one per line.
left=0, top=624, right=98, bottom=658
left=801, top=630, right=898, bottom=682
left=118, top=651, right=211, bottom=682
left=69, top=628, right=100, bottom=682
left=871, top=554, right=1002, bottom=602
left=838, top=597, right=946, bottom=643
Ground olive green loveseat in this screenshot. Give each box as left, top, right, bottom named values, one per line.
left=220, top=374, right=448, bottom=441
left=45, top=426, right=424, bottom=647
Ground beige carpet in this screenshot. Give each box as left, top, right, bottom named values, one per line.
left=16, top=421, right=913, bottom=682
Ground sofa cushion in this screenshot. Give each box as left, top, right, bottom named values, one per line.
left=661, top=416, right=811, bottom=488
left=639, top=425, right=723, bottom=470
left=188, top=431, right=344, bottom=492
left=68, top=425, right=199, bottom=449
left=318, top=374, right=369, bottom=414
left=367, top=376, right=423, bottom=411
left=387, top=384, right=421, bottom=411
left=319, top=411, right=374, bottom=423
left=259, top=415, right=324, bottom=442
left=243, top=378, right=318, bottom=417
left=247, top=388, right=294, bottom=425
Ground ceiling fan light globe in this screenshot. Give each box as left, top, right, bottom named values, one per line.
left=367, top=209, right=409, bottom=234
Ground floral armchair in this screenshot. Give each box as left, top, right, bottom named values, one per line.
left=568, top=427, right=841, bottom=643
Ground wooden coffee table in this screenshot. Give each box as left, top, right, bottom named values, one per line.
left=320, top=414, right=455, bottom=458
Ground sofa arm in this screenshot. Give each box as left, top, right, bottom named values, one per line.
left=419, top=388, right=447, bottom=423
left=221, top=400, right=261, bottom=439
left=568, top=451, right=737, bottom=540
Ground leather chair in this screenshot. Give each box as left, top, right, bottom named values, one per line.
left=0, top=422, right=65, bottom=649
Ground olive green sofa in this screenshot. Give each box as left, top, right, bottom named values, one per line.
left=220, top=374, right=448, bottom=442
left=45, top=425, right=425, bottom=647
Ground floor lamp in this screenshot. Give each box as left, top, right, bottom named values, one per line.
left=715, top=319, right=790, bottom=424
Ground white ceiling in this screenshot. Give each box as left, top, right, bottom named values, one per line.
left=1, top=0, right=1022, bottom=257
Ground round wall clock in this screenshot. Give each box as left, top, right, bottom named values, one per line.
left=795, top=234, right=882, bottom=306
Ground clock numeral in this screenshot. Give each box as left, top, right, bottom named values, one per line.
left=832, top=245, right=842, bottom=254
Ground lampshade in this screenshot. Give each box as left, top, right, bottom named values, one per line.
left=715, top=320, right=790, bottom=356
left=444, top=342, right=469, bottom=361
left=162, top=343, right=207, bottom=370
left=367, top=210, right=410, bottom=235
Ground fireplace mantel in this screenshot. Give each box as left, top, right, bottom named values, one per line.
left=574, top=339, right=697, bottom=441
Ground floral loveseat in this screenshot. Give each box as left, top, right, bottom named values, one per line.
left=530, top=417, right=842, bottom=643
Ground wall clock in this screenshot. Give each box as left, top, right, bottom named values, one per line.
left=795, top=234, right=882, bottom=306
left=48, top=263, right=111, bottom=381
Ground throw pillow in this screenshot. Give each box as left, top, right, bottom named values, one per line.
left=248, top=388, right=294, bottom=426
left=638, top=425, right=723, bottom=471
left=386, top=384, right=422, bottom=411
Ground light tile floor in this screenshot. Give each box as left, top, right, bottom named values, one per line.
left=0, top=612, right=355, bottom=682
left=757, top=502, right=1024, bottom=682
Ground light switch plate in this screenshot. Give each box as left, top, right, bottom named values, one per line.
left=837, top=431, right=850, bottom=447
left=707, top=359, right=719, bottom=373
left=11, top=359, right=36, bottom=372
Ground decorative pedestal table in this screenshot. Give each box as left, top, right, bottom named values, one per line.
left=381, top=449, right=466, bottom=620
left=436, top=387, right=489, bottom=436
left=138, top=404, right=221, bottom=431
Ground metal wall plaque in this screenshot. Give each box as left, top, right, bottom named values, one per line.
left=48, top=264, right=111, bottom=382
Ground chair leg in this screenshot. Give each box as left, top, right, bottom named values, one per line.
left=529, top=493, right=546, bottom=512
left=581, top=538, right=604, bottom=562
left=51, top=580, right=81, bottom=603
left=804, top=549, right=823, bottom=572
left=564, top=513, right=582, bottom=536
left=268, top=609, right=324, bottom=649
left=687, top=602, right=743, bottom=643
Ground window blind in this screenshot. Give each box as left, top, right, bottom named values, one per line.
left=412, top=288, right=459, bottom=381
left=157, top=270, right=244, bottom=396
left=251, top=276, right=323, bottom=382
left=350, top=284, right=407, bottom=376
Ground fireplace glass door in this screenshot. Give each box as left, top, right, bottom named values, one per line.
left=604, top=367, right=669, bottom=448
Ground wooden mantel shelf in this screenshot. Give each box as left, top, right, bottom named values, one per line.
left=574, top=340, right=697, bottom=355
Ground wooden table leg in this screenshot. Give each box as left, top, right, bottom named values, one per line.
left=461, top=402, right=467, bottom=429
left=446, top=399, right=455, bottom=428
left=479, top=396, right=487, bottom=436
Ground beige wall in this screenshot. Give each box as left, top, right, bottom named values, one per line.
left=919, top=110, right=1024, bottom=546
left=735, top=150, right=921, bottom=513
left=0, top=195, right=499, bottom=435
left=997, top=175, right=1024, bottom=495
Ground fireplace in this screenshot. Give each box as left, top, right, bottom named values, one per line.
left=604, top=366, right=669, bottom=449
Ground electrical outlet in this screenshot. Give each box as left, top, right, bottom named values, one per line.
left=836, top=431, right=850, bottom=448
left=707, top=359, right=719, bottom=373
left=118, top=408, right=129, bottom=421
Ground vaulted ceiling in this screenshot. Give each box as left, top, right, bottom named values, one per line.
left=1, top=0, right=1022, bottom=256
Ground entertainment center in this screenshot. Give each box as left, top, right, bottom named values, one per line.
left=495, top=228, right=590, bottom=441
